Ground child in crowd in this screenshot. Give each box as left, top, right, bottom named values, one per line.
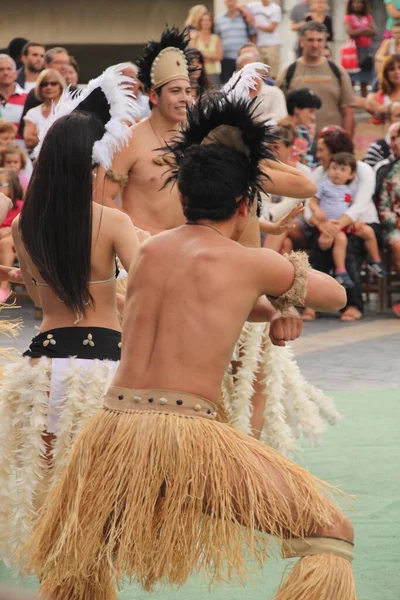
left=0, top=119, right=17, bottom=146
left=309, top=152, right=386, bottom=288
left=0, top=144, right=30, bottom=191
left=0, top=168, right=24, bottom=302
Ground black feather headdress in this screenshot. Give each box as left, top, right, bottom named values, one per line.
left=137, top=26, right=190, bottom=91
left=165, top=92, right=278, bottom=200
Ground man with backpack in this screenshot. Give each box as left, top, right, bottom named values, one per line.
left=277, top=22, right=355, bottom=136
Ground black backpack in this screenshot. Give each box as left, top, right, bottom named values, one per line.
left=284, top=60, right=341, bottom=91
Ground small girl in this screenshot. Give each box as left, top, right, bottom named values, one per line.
left=0, top=168, right=24, bottom=302
left=0, top=143, right=31, bottom=191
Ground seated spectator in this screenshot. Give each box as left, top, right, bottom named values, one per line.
left=236, top=45, right=287, bottom=121
left=0, top=143, right=30, bottom=191
left=366, top=54, right=400, bottom=125
left=364, top=101, right=400, bottom=167
left=0, top=55, right=27, bottom=146
left=309, top=151, right=385, bottom=289
left=65, top=56, right=79, bottom=87
left=375, top=20, right=400, bottom=74
left=190, top=12, right=223, bottom=88
left=285, top=87, right=322, bottom=167
left=23, top=69, right=66, bottom=150
left=376, top=124, right=400, bottom=316
left=305, top=0, right=333, bottom=57
left=261, top=120, right=311, bottom=253
left=0, top=119, right=16, bottom=146
left=344, top=0, right=376, bottom=98
left=184, top=4, right=208, bottom=40
left=0, top=168, right=23, bottom=302
left=303, top=127, right=381, bottom=321
left=186, top=48, right=212, bottom=100
left=16, top=42, right=45, bottom=93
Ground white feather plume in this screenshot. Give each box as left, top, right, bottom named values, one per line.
left=222, top=62, right=270, bottom=101
left=34, top=63, right=141, bottom=169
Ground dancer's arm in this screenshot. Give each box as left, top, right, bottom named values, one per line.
left=252, top=248, right=346, bottom=312
left=112, top=210, right=141, bottom=272
left=261, top=160, right=317, bottom=199
left=11, top=219, right=41, bottom=306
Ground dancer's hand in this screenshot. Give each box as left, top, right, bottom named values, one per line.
left=266, top=204, right=305, bottom=235
left=269, top=307, right=303, bottom=347
left=8, top=267, right=24, bottom=284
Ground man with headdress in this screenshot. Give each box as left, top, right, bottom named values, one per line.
left=24, top=94, right=355, bottom=600
left=98, top=27, right=192, bottom=235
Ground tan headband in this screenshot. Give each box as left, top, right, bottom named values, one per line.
left=151, top=47, right=190, bottom=89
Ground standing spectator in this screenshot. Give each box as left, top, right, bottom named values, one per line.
left=184, top=4, right=208, bottom=40
left=6, top=38, right=28, bottom=70
left=0, top=55, right=27, bottom=146
left=277, top=22, right=355, bottom=136
left=236, top=46, right=287, bottom=121
left=366, top=54, right=400, bottom=124
left=190, top=12, right=223, bottom=87
left=23, top=69, right=66, bottom=150
left=285, top=87, right=322, bottom=168
left=16, top=42, right=45, bottom=92
left=384, top=0, right=400, bottom=39
left=305, top=0, right=333, bottom=57
left=65, top=56, right=79, bottom=87
left=215, top=0, right=256, bottom=83
left=290, top=0, right=312, bottom=57
left=344, top=0, right=376, bottom=98
left=375, top=20, right=400, bottom=74
left=363, top=100, right=400, bottom=167
left=18, top=47, right=70, bottom=138
left=247, top=0, right=282, bottom=80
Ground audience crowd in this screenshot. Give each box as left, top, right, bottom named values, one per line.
left=1, top=0, right=400, bottom=317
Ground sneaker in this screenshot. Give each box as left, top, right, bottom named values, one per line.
left=334, top=271, right=354, bottom=289
left=367, top=261, right=387, bottom=278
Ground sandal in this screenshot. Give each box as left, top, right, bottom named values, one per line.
left=301, top=308, right=316, bottom=321
left=340, top=307, right=362, bottom=322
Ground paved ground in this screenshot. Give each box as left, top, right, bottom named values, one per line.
left=1, top=294, right=399, bottom=599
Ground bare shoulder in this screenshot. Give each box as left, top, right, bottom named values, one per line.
left=11, top=214, right=21, bottom=242
left=95, top=204, right=132, bottom=228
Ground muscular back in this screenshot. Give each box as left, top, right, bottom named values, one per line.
left=114, top=227, right=270, bottom=402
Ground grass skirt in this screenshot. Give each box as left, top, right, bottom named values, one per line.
left=24, top=400, right=345, bottom=597
left=0, top=356, right=118, bottom=566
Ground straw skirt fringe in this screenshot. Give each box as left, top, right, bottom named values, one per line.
left=222, top=322, right=341, bottom=456
left=24, top=406, right=343, bottom=597
left=0, top=356, right=117, bottom=565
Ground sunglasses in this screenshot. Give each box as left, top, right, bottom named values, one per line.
left=40, top=81, right=59, bottom=88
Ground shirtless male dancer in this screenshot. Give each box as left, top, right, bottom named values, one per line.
left=25, top=94, right=355, bottom=600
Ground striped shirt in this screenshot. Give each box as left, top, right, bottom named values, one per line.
left=0, top=83, right=27, bottom=141
left=215, top=11, right=255, bottom=60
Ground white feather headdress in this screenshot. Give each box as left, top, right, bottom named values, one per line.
left=222, top=62, right=270, bottom=102
left=34, top=63, right=141, bottom=170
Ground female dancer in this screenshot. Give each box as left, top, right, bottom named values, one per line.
left=0, top=64, right=141, bottom=564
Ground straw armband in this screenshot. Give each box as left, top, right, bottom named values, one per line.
left=281, top=536, right=354, bottom=563
left=268, top=251, right=310, bottom=312
left=106, top=169, right=129, bottom=188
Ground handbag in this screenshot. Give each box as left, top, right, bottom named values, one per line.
left=340, top=39, right=360, bottom=74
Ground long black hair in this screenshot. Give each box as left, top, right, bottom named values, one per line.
left=20, top=111, right=104, bottom=316
left=186, top=47, right=212, bottom=94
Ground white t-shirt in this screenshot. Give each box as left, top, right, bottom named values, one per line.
left=24, top=104, right=48, bottom=134
left=24, top=81, right=37, bottom=93
left=248, top=1, right=282, bottom=46
left=254, top=83, right=287, bottom=122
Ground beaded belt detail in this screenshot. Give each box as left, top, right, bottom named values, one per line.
left=104, top=386, right=218, bottom=420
